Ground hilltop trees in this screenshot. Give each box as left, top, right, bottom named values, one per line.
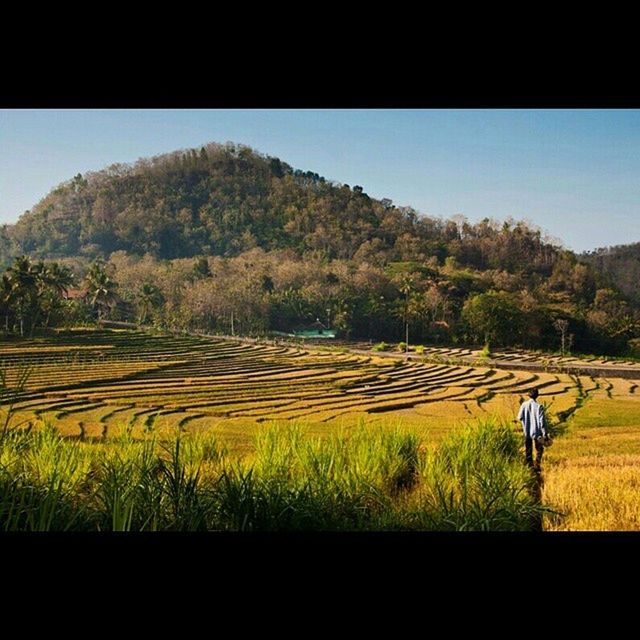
left=2, top=143, right=570, bottom=274
left=582, top=242, right=640, bottom=306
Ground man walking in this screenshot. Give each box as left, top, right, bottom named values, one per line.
left=517, top=388, right=549, bottom=471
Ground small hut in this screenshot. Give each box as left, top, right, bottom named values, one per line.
left=292, top=319, right=336, bottom=339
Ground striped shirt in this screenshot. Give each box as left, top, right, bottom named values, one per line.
left=517, top=398, right=547, bottom=439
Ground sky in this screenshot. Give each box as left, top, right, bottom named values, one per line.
left=1, top=109, right=639, bottom=253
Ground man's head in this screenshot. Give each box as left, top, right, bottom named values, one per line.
left=528, top=388, right=539, bottom=399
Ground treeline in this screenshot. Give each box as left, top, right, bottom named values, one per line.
left=6, top=249, right=638, bottom=357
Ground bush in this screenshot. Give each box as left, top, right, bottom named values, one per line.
left=397, top=341, right=407, bottom=352
left=414, top=345, right=425, bottom=354
left=372, top=342, right=388, bottom=352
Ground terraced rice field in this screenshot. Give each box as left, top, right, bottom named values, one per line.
left=378, top=343, right=640, bottom=374
left=3, top=328, right=632, bottom=451
left=4, top=328, right=640, bottom=529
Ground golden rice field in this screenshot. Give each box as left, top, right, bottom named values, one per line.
left=2, top=328, right=640, bottom=530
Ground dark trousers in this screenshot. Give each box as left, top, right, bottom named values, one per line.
left=525, top=436, right=544, bottom=467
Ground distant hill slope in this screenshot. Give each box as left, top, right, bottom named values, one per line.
left=0, top=142, right=562, bottom=275
left=582, top=243, right=640, bottom=305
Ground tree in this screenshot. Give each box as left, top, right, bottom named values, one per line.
left=37, top=262, right=76, bottom=328
left=84, top=260, right=118, bottom=322
left=1, top=274, right=14, bottom=332
left=396, top=275, right=415, bottom=352
left=136, top=283, right=164, bottom=325
left=261, top=275, right=275, bottom=294
left=553, top=318, right=570, bottom=356
left=462, top=291, right=524, bottom=349
left=6, top=256, right=38, bottom=336
left=192, top=256, right=212, bottom=279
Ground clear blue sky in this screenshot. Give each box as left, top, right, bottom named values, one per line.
left=1, top=109, right=639, bottom=253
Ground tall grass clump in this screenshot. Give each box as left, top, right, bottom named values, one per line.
left=411, top=420, right=545, bottom=531
left=479, top=344, right=492, bottom=359
left=216, top=421, right=421, bottom=530
left=0, top=421, right=92, bottom=530
left=92, top=431, right=226, bottom=531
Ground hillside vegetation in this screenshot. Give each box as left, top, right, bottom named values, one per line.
left=582, top=242, right=640, bottom=306
left=1, top=142, right=638, bottom=355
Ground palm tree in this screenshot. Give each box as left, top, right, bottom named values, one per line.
left=137, top=283, right=163, bottom=325
left=38, top=262, right=76, bottom=328
left=42, top=263, right=75, bottom=297
left=7, top=256, right=38, bottom=337
left=84, top=261, right=118, bottom=323
left=1, top=274, right=14, bottom=332
left=397, top=275, right=415, bottom=352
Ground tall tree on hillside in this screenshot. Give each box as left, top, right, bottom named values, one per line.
left=553, top=318, right=570, bottom=356
left=84, top=260, right=118, bottom=322
left=396, top=275, right=415, bottom=351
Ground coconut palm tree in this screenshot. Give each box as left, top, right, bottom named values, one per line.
left=42, top=263, right=75, bottom=297
left=137, top=283, right=163, bottom=325
left=6, top=256, right=39, bottom=336
left=38, top=262, right=76, bottom=328
left=84, top=261, right=118, bottom=322
left=1, top=274, right=14, bottom=332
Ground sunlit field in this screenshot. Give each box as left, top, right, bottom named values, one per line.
left=542, top=378, right=640, bottom=531
left=2, top=328, right=640, bottom=530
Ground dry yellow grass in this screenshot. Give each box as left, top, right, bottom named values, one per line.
left=543, top=453, right=640, bottom=530
left=541, top=374, right=640, bottom=530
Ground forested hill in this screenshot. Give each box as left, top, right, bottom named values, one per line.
left=582, top=243, right=640, bottom=306
left=2, top=141, right=559, bottom=271
left=1, top=142, right=639, bottom=356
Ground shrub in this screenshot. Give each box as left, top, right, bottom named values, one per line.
left=480, top=344, right=492, bottom=358
left=372, top=342, right=388, bottom=352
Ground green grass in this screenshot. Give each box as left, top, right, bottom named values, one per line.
left=0, top=417, right=545, bottom=531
